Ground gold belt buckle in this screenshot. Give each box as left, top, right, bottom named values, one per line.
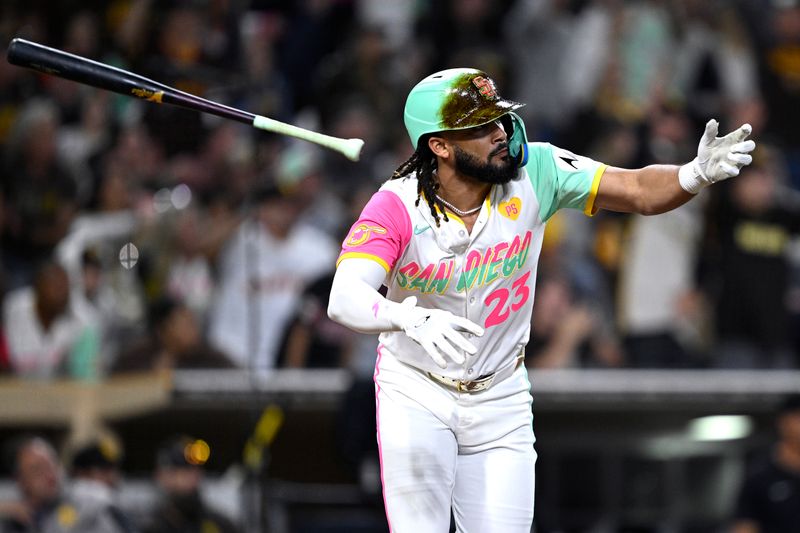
left=446, top=353, right=524, bottom=393
left=458, top=375, right=493, bottom=392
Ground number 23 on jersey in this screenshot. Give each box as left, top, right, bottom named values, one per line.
left=483, top=270, right=532, bottom=328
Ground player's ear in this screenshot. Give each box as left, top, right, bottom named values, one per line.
left=428, top=135, right=450, bottom=158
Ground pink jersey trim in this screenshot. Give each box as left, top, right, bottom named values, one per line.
left=374, top=344, right=393, bottom=532
left=338, top=190, right=411, bottom=272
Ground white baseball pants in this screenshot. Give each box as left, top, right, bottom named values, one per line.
left=374, top=348, right=536, bottom=533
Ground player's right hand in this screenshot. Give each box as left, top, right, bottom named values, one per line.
left=394, top=296, right=484, bottom=368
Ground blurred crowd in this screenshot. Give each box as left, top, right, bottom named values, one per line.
left=1, top=0, right=800, bottom=382
left=0, top=434, right=242, bottom=532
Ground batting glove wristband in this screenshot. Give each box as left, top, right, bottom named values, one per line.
left=678, top=119, right=756, bottom=194
left=392, top=296, right=484, bottom=369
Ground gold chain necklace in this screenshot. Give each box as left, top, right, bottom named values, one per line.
left=435, top=194, right=482, bottom=216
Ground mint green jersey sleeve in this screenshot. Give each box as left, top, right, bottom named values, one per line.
left=525, top=142, right=607, bottom=222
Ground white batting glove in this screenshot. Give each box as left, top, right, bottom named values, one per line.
left=392, top=296, right=484, bottom=369
left=678, top=119, right=756, bottom=194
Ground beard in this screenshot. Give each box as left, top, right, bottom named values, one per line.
left=453, top=144, right=518, bottom=184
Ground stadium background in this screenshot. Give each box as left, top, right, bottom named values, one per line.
left=0, top=0, right=799, bottom=532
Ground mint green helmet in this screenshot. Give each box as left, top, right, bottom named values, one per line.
left=403, top=68, right=529, bottom=166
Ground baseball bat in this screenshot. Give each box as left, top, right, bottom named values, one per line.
left=6, top=38, right=364, bottom=161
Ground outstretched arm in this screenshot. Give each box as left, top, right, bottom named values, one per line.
left=595, top=120, right=755, bottom=216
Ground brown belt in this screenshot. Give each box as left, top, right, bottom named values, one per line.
left=427, top=353, right=525, bottom=393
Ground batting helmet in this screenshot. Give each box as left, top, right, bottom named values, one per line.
left=403, top=68, right=529, bottom=166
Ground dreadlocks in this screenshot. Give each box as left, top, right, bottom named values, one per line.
left=390, top=139, right=449, bottom=226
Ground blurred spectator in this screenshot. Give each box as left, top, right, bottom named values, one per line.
left=502, top=0, right=589, bottom=139
left=617, top=198, right=710, bottom=368
left=741, top=0, right=800, bottom=187
left=135, top=204, right=220, bottom=325
left=616, top=108, right=710, bottom=368
left=318, top=98, right=385, bottom=203
left=143, top=435, right=240, bottom=533
left=273, top=143, right=346, bottom=238
left=526, top=270, right=623, bottom=369
left=193, top=190, right=246, bottom=267
left=556, top=0, right=674, bottom=149
left=0, top=436, right=61, bottom=532
left=61, top=10, right=102, bottom=60
left=91, top=124, right=165, bottom=196
left=55, top=208, right=140, bottom=375
left=161, top=206, right=217, bottom=323
left=208, top=184, right=337, bottom=371
left=2, top=261, right=100, bottom=380
left=67, top=437, right=138, bottom=533
left=57, top=88, right=114, bottom=205
left=355, top=0, right=418, bottom=53
left=612, top=0, right=674, bottom=118
left=0, top=39, right=36, bottom=146
left=668, top=0, right=760, bottom=125
left=313, top=25, right=404, bottom=141
left=702, top=146, right=800, bottom=369
left=86, top=146, right=139, bottom=215
left=196, top=0, right=243, bottom=72
left=277, top=271, right=358, bottom=369
left=235, top=10, right=294, bottom=123
left=111, top=295, right=235, bottom=374
left=0, top=435, right=127, bottom=533
left=1, top=99, right=79, bottom=290
left=274, top=0, right=355, bottom=114
left=730, top=394, right=800, bottom=533
left=166, top=123, right=256, bottom=201
left=416, top=0, right=509, bottom=73
left=68, top=438, right=120, bottom=502
left=135, top=3, right=236, bottom=159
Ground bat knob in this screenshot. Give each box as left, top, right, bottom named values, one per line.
left=341, top=138, right=365, bottom=162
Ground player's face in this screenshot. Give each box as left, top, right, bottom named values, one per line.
left=446, top=121, right=518, bottom=184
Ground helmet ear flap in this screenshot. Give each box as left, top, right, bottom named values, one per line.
left=502, top=113, right=529, bottom=167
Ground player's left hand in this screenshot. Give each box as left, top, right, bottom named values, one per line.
left=394, top=296, right=484, bottom=368
left=679, top=119, right=756, bottom=194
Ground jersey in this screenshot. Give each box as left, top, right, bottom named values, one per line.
left=337, top=142, right=606, bottom=378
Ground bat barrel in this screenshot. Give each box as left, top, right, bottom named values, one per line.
left=8, top=38, right=161, bottom=96
left=7, top=38, right=255, bottom=125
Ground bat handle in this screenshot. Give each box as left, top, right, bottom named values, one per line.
left=252, top=115, right=364, bottom=162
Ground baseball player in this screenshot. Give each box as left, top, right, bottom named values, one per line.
left=327, top=68, right=755, bottom=532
